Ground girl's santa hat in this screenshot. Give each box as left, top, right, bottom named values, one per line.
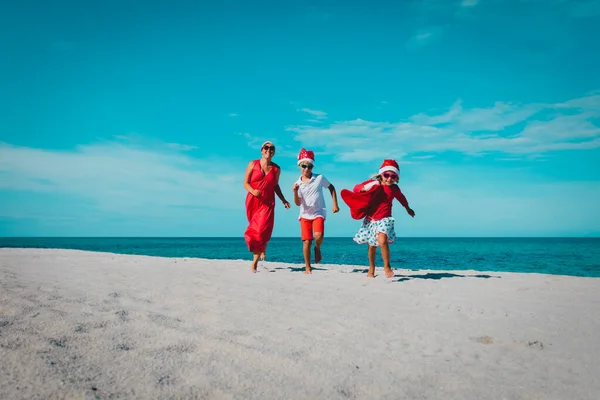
left=298, top=148, right=315, bottom=165
left=378, top=159, right=399, bottom=176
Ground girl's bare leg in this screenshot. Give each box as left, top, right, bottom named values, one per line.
left=367, top=245, right=377, bottom=278
left=378, top=233, right=394, bottom=277
left=314, top=232, right=323, bottom=264
left=303, top=239, right=312, bottom=274
left=251, top=252, right=260, bottom=272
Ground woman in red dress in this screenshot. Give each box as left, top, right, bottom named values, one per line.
left=243, top=141, right=291, bottom=272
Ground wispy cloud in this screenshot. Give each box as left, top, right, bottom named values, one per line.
left=406, top=26, right=444, bottom=49
left=228, top=113, right=238, bottom=117
left=298, top=108, right=328, bottom=120
left=461, top=0, right=479, bottom=7
left=0, top=138, right=242, bottom=219
left=286, top=93, right=600, bottom=161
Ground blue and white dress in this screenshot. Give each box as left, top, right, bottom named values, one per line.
left=353, top=217, right=396, bottom=247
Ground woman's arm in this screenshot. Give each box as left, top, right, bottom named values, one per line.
left=274, top=169, right=291, bottom=208
left=243, top=161, right=260, bottom=197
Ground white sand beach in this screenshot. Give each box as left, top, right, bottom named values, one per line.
left=1, top=248, right=599, bottom=400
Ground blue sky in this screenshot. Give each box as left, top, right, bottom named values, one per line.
left=1, top=0, right=599, bottom=237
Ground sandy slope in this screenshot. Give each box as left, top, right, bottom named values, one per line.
left=1, top=248, right=599, bottom=400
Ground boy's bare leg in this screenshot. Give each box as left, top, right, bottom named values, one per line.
left=378, top=233, right=394, bottom=278
left=303, top=239, right=312, bottom=274
left=314, top=232, right=323, bottom=264
left=367, top=246, right=376, bottom=278
left=251, top=252, right=260, bottom=273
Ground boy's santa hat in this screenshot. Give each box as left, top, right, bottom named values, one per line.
left=378, top=159, right=399, bottom=176
left=297, top=148, right=315, bottom=165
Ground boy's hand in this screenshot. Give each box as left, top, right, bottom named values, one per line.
left=407, top=208, right=415, bottom=217
left=292, top=183, right=299, bottom=192
left=332, top=205, right=340, bottom=213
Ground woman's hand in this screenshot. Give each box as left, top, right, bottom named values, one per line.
left=406, top=207, right=415, bottom=217
left=283, top=201, right=291, bottom=209
left=252, top=189, right=261, bottom=197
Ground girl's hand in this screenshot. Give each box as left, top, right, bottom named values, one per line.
left=332, top=205, right=340, bottom=213
left=252, top=189, right=261, bottom=197
left=407, top=208, right=415, bottom=217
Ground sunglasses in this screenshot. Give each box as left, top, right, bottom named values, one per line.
left=262, top=145, right=276, bottom=151
left=300, top=164, right=313, bottom=169
left=382, top=172, right=398, bottom=179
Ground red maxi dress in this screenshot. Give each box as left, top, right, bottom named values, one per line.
left=244, top=160, right=280, bottom=253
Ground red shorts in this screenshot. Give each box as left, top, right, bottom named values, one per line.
left=300, top=217, right=325, bottom=241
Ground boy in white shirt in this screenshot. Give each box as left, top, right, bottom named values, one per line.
left=292, top=148, right=339, bottom=274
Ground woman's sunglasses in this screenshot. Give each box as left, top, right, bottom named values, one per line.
left=300, top=164, right=313, bottom=169
left=382, top=172, right=398, bottom=179
left=262, top=145, right=276, bottom=151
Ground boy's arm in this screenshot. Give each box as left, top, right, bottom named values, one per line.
left=292, top=183, right=301, bottom=206
left=328, top=184, right=340, bottom=213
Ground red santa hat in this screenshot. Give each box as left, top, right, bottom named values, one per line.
left=297, top=148, right=315, bottom=165
left=378, top=159, right=399, bottom=176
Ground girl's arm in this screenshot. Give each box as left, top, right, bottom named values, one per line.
left=243, top=161, right=260, bottom=197
left=394, top=186, right=415, bottom=217
left=328, top=184, right=340, bottom=213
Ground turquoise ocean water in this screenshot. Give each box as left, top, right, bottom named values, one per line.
left=1, top=237, right=599, bottom=277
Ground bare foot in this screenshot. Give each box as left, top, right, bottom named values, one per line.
left=384, top=267, right=394, bottom=278
left=314, top=247, right=322, bottom=264
left=304, top=267, right=312, bottom=275
left=367, top=272, right=375, bottom=278
left=260, top=252, right=266, bottom=261
left=251, top=266, right=258, bottom=273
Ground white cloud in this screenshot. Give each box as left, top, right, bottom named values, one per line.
left=461, top=0, right=479, bottom=7
left=406, top=26, right=444, bottom=49
left=286, top=93, right=600, bottom=161
left=228, top=113, right=239, bottom=117
left=298, top=108, right=328, bottom=120
left=0, top=139, right=243, bottom=219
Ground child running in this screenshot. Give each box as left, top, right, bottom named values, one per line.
left=341, top=159, right=415, bottom=278
left=292, top=148, right=340, bottom=274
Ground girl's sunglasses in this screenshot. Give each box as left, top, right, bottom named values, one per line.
left=300, top=164, right=313, bottom=169
left=262, top=145, right=276, bottom=151
left=382, top=172, right=398, bottom=179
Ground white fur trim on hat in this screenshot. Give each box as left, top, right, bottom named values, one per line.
left=297, top=157, right=314, bottom=165
left=261, top=141, right=275, bottom=147
left=379, top=165, right=399, bottom=175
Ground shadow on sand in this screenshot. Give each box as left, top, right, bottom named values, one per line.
left=392, top=272, right=499, bottom=282
left=273, top=266, right=329, bottom=273
left=344, top=269, right=499, bottom=282
left=268, top=266, right=499, bottom=280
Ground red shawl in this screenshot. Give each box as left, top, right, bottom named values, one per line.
left=340, top=180, right=384, bottom=220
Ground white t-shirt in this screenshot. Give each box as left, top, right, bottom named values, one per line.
left=295, top=173, right=331, bottom=220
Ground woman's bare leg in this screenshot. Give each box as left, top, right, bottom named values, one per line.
left=367, top=245, right=376, bottom=278
left=251, top=252, right=260, bottom=272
